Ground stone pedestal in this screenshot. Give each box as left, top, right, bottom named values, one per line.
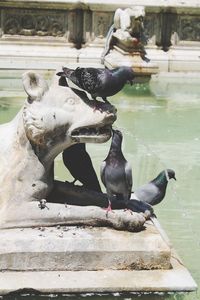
left=104, top=46, right=159, bottom=82
left=0, top=222, right=170, bottom=271
left=0, top=220, right=197, bottom=295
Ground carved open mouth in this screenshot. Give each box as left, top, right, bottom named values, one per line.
left=71, top=126, right=111, bottom=139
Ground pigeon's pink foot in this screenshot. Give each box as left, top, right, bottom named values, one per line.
left=103, top=201, right=114, bottom=217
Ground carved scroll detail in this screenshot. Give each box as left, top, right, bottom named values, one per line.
left=4, top=9, right=66, bottom=37
left=179, top=16, right=200, bottom=41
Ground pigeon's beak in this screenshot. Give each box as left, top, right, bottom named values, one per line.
left=173, top=176, right=177, bottom=181
left=56, top=71, right=65, bottom=76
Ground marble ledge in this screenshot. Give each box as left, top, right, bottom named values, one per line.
left=0, top=0, right=200, bottom=11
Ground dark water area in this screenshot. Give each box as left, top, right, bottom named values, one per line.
left=0, top=75, right=199, bottom=300
left=0, top=291, right=194, bottom=300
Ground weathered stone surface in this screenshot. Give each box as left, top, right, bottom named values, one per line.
left=1, top=202, right=147, bottom=232
left=0, top=262, right=197, bottom=296
left=0, top=0, right=200, bottom=49
left=0, top=219, right=197, bottom=295
left=0, top=221, right=170, bottom=271
left=104, top=47, right=159, bottom=78
left=1, top=0, right=199, bottom=10
left=0, top=220, right=197, bottom=295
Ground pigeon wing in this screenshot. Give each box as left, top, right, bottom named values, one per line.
left=133, top=182, right=159, bottom=204
left=71, top=88, right=90, bottom=102
left=100, top=160, right=106, bottom=187
left=125, top=161, right=132, bottom=193
left=78, top=68, right=100, bottom=93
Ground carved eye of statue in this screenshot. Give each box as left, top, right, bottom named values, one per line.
left=66, top=97, right=75, bottom=105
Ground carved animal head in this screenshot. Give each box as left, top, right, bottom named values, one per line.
left=22, top=71, right=117, bottom=162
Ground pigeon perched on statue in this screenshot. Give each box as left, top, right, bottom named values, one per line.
left=57, top=66, right=134, bottom=102
left=59, top=74, right=90, bottom=102
left=100, top=129, right=132, bottom=215
left=58, top=74, right=117, bottom=114
left=132, top=169, right=176, bottom=206
left=63, top=143, right=102, bottom=193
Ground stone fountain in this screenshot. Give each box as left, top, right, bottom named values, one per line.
left=0, top=70, right=197, bottom=295
left=102, top=6, right=159, bottom=81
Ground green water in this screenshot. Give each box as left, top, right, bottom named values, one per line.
left=0, top=77, right=199, bottom=300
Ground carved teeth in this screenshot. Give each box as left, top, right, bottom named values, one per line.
left=71, top=126, right=110, bottom=137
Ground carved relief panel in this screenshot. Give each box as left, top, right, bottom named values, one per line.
left=177, top=15, right=200, bottom=43
left=144, top=13, right=160, bottom=46
left=1, top=6, right=200, bottom=49
left=2, top=8, right=67, bottom=38
left=91, top=12, right=113, bottom=44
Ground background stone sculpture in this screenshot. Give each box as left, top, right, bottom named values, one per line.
left=102, top=6, right=149, bottom=63
left=0, top=71, right=147, bottom=231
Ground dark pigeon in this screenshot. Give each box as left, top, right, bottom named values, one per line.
left=59, top=75, right=89, bottom=102
left=132, top=169, right=176, bottom=206
left=63, top=143, right=102, bottom=193
left=58, top=76, right=69, bottom=87
left=126, top=198, right=154, bottom=215
left=100, top=129, right=132, bottom=215
left=57, top=66, right=134, bottom=102
left=58, top=74, right=117, bottom=113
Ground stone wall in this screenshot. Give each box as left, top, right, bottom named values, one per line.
left=0, top=0, right=200, bottom=71
left=0, top=0, right=199, bottom=49
left=144, top=8, right=200, bottom=50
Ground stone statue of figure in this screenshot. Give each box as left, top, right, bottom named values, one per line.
left=0, top=70, right=147, bottom=231
left=101, top=6, right=150, bottom=63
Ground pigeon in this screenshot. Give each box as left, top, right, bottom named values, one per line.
left=132, top=169, right=176, bottom=206
left=100, top=129, right=132, bottom=215
left=56, top=66, right=134, bottom=102
left=63, top=143, right=102, bottom=193
left=58, top=74, right=113, bottom=112
left=59, top=75, right=89, bottom=102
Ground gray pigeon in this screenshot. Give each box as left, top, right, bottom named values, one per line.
left=132, top=169, right=176, bottom=206
left=100, top=129, right=132, bottom=214
left=57, top=66, right=134, bottom=102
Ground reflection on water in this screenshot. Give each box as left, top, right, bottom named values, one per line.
left=0, top=78, right=199, bottom=300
